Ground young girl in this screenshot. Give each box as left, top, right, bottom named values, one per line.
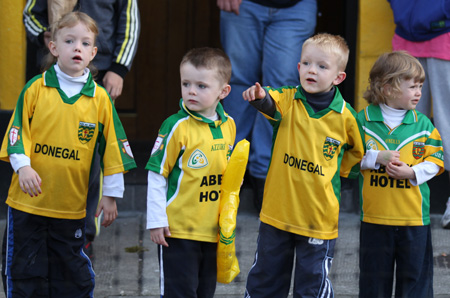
left=0, top=12, right=136, bottom=297
left=358, top=51, right=444, bottom=298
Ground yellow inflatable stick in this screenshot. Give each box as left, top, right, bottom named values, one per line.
left=217, top=139, right=250, bottom=284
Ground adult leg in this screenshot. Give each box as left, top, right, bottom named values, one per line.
left=48, top=217, right=95, bottom=298
left=293, top=235, right=335, bottom=298
left=422, top=58, right=450, bottom=228
left=359, top=222, right=395, bottom=298
left=245, top=222, right=295, bottom=297
left=415, top=58, right=432, bottom=117
left=220, top=1, right=270, bottom=211
left=394, top=226, right=433, bottom=298
left=220, top=0, right=267, bottom=145
left=425, top=58, right=450, bottom=168
left=84, top=144, right=102, bottom=259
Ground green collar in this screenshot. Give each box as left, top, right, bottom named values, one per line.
left=179, top=98, right=229, bottom=126
left=43, top=64, right=97, bottom=99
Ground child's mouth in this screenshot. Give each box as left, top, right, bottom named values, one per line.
left=73, top=56, right=82, bottom=62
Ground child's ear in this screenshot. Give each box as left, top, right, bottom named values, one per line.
left=48, top=41, right=59, bottom=57
left=219, top=84, right=231, bottom=100
left=333, top=71, right=346, bottom=86
left=90, top=46, right=98, bottom=62
left=383, top=84, right=392, bottom=97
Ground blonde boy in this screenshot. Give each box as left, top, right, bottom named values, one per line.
left=242, top=33, right=364, bottom=297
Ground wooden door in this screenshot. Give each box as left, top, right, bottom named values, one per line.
left=115, top=0, right=221, bottom=142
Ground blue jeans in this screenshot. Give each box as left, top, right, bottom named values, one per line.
left=220, top=0, right=317, bottom=179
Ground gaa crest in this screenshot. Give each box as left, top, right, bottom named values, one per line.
left=323, top=137, right=341, bottom=161
left=412, top=141, right=425, bottom=160
left=9, top=126, right=20, bottom=146
left=151, top=134, right=166, bottom=156
left=78, top=121, right=96, bottom=144
left=121, top=139, right=134, bottom=158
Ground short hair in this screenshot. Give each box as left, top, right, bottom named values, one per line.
left=180, top=47, right=232, bottom=84
left=43, top=12, right=98, bottom=72
left=363, top=51, right=425, bottom=105
left=302, top=33, right=350, bottom=71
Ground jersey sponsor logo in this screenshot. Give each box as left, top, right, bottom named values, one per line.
left=34, top=143, right=81, bottom=160
left=188, top=149, right=208, bottom=169
left=199, top=175, right=222, bottom=202
left=9, top=126, right=20, bottom=146
left=366, top=138, right=378, bottom=151
left=211, top=143, right=226, bottom=151
left=121, top=139, right=134, bottom=158
left=78, top=122, right=96, bottom=144
left=308, top=238, right=324, bottom=245
left=369, top=166, right=411, bottom=189
left=323, top=137, right=341, bottom=161
left=284, top=153, right=324, bottom=176
left=151, top=134, right=165, bottom=156
left=412, top=141, right=425, bottom=160
left=386, top=138, right=400, bottom=144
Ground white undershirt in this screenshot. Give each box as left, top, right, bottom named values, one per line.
left=360, top=103, right=440, bottom=186
left=54, top=63, right=89, bottom=98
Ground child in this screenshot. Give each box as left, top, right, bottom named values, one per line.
left=146, top=47, right=235, bottom=298
left=0, top=12, right=136, bottom=297
left=358, top=51, right=444, bottom=298
left=242, top=33, right=364, bottom=297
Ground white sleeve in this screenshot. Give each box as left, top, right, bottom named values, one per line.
left=410, top=161, right=441, bottom=186
left=9, top=153, right=31, bottom=173
left=102, top=173, right=124, bottom=198
left=146, top=170, right=169, bottom=229
left=360, top=150, right=380, bottom=170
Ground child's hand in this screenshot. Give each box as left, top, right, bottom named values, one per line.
left=96, top=196, right=118, bottom=227
left=386, top=160, right=415, bottom=180
left=150, top=227, right=171, bottom=247
left=376, top=150, right=400, bottom=166
left=18, top=166, right=42, bottom=197
left=242, top=82, right=266, bottom=102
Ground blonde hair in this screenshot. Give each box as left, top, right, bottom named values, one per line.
left=180, top=47, right=232, bottom=84
left=302, top=33, right=350, bottom=71
left=363, top=51, right=425, bottom=105
left=43, top=11, right=98, bottom=73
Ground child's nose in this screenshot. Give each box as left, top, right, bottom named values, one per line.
left=74, top=41, right=82, bottom=51
left=308, top=65, right=317, bottom=73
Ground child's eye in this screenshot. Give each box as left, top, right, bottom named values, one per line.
left=83, top=42, right=91, bottom=46
left=182, top=82, right=190, bottom=87
left=319, top=65, right=327, bottom=69
left=198, top=84, right=206, bottom=89
left=65, top=39, right=73, bottom=44
left=302, top=61, right=309, bottom=66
